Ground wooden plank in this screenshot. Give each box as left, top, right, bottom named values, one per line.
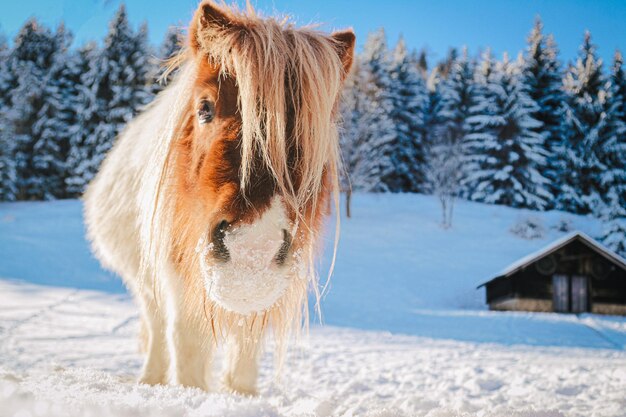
left=571, top=275, right=589, bottom=313
left=552, top=274, right=569, bottom=313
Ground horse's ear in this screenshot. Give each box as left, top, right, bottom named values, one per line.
left=331, top=30, right=356, bottom=76
left=189, top=1, right=238, bottom=53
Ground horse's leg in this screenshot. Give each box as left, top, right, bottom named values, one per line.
left=222, top=326, right=261, bottom=396
left=137, top=293, right=169, bottom=385
left=166, top=314, right=214, bottom=390
left=164, top=276, right=214, bottom=390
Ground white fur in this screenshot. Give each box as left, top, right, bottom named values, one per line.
left=84, top=64, right=264, bottom=394
left=199, top=196, right=293, bottom=314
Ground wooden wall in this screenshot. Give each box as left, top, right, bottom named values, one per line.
left=484, top=239, right=626, bottom=313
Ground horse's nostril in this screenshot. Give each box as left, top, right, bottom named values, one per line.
left=217, top=220, right=229, bottom=232
left=275, top=229, right=292, bottom=266
left=211, top=220, right=230, bottom=262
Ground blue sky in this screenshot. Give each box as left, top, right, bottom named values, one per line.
left=1, top=0, right=625, bottom=65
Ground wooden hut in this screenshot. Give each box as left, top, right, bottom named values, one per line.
left=478, top=232, right=626, bottom=315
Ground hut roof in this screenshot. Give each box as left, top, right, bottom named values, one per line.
left=477, top=231, right=626, bottom=288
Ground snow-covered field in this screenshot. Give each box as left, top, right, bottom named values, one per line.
left=1, top=195, right=625, bottom=416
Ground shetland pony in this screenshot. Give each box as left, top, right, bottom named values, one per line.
left=84, top=1, right=354, bottom=394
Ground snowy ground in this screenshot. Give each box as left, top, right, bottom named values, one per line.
left=1, top=195, right=626, bottom=416
left=2, top=281, right=625, bottom=417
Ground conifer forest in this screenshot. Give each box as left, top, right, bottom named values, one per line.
left=0, top=6, right=624, bottom=255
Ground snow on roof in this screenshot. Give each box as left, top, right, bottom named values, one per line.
left=478, top=231, right=626, bottom=287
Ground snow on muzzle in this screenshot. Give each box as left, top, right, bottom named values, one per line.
left=195, top=197, right=295, bottom=314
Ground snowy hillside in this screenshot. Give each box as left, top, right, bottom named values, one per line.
left=1, top=194, right=625, bottom=416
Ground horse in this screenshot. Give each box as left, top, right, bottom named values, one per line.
left=83, top=1, right=355, bottom=395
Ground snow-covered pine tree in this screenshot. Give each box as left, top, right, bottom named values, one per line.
left=521, top=18, right=565, bottom=206
left=0, top=34, right=11, bottom=120
left=558, top=31, right=607, bottom=214
left=339, top=30, right=397, bottom=195
left=338, top=64, right=360, bottom=214
left=423, top=51, right=463, bottom=228
left=601, top=50, right=626, bottom=201
left=28, top=24, right=75, bottom=199
left=461, top=49, right=498, bottom=199
left=64, top=42, right=103, bottom=196
left=423, top=69, right=440, bottom=143
left=600, top=50, right=626, bottom=256
left=339, top=54, right=395, bottom=193
left=0, top=138, right=16, bottom=201
left=100, top=10, right=153, bottom=139
left=0, top=32, right=7, bottom=58
left=388, top=37, right=429, bottom=192
left=431, top=48, right=476, bottom=194
left=602, top=218, right=626, bottom=258
left=359, top=29, right=400, bottom=192
left=0, top=32, right=13, bottom=116
left=416, top=48, right=429, bottom=80
left=463, top=53, right=552, bottom=209
left=423, top=50, right=446, bottom=153
left=160, top=26, right=183, bottom=63
left=435, top=48, right=459, bottom=81
left=5, top=19, right=69, bottom=199
left=66, top=6, right=155, bottom=194
left=0, top=32, right=17, bottom=201
left=433, top=48, right=476, bottom=149
left=153, top=26, right=183, bottom=94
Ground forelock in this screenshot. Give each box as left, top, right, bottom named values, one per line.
left=194, top=5, right=344, bottom=227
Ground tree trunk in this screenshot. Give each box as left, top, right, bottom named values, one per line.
left=447, top=196, right=455, bottom=229
left=439, top=194, right=447, bottom=228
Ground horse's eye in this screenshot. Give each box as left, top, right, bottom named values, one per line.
left=198, top=100, right=215, bottom=124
